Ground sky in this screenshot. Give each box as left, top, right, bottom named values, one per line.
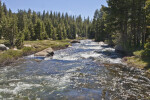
left=1, top=0, right=107, bottom=19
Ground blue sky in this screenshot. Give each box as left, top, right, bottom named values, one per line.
left=2, top=0, right=107, bottom=19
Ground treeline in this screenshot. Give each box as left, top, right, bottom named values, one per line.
left=90, top=0, right=150, bottom=52
left=0, top=1, right=91, bottom=48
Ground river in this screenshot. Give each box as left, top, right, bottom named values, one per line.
left=0, top=40, right=149, bottom=100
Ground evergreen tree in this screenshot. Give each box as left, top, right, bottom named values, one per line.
left=15, top=31, right=24, bottom=49
left=45, top=21, right=53, bottom=38
left=34, top=20, right=43, bottom=40
left=3, top=15, right=18, bottom=46
left=32, top=11, right=37, bottom=25
left=52, top=27, right=57, bottom=40
left=28, top=22, right=35, bottom=40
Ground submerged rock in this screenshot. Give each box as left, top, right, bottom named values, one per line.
left=34, top=47, right=54, bottom=57
left=0, top=44, right=9, bottom=51
left=71, top=40, right=80, bottom=43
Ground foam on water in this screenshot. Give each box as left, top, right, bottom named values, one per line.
left=0, top=82, right=42, bottom=95
left=80, top=52, right=101, bottom=59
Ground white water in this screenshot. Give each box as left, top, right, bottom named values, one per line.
left=0, top=40, right=149, bottom=100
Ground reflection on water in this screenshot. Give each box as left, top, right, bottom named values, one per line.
left=0, top=40, right=149, bottom=100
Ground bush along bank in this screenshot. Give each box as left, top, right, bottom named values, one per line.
left=0, top=40, right=70, bottom=66
left=123, top=40, right=150, bottom=72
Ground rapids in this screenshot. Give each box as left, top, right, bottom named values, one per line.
left=0, top=40, right=149, bottom=100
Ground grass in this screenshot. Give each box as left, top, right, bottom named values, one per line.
left=124, top=50, right=150, bottom=72
left=24, top=39, right=70, bottom=50
left=0, top=39, right=71, bottom=66
left=0, top=50, right=22, bottom=65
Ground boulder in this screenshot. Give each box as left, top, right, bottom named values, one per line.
left=24, top=44, right=32, bottom=47
left=114, top=45, right=125, bottom=53
left=0, top=44, right=9, bottom=51
left=99, top=41, right=109, bottom=47
left=71, top=40, right=80, bottom=43
left=68, top=45, right=72, bottom=47
left=34, top=47, right=54, bottom=57
left=99, top=42, right=105, bottom=45
left=13, top=48, right=18, bottom=51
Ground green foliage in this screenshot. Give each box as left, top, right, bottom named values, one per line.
left=3, top=15, right=18, bottom=46
left=0, top=50, right=22, bottom=65
left=141, top=49, right=150, bottom=57
left=141, top=41, right=150, bottom=57
left=133, top=50, right=144, bottom=57
left=22, top=47, right=35, bottom=55
left=144, top=42, right=150, bottom=49
left=15, top=31, right=24, bottom=49
left=34, top=20, right=43, bottom=40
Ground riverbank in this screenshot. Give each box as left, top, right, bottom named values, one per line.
left=122, top=50, right=150, bottom=72
left=0, top=40, right=71, bottom=66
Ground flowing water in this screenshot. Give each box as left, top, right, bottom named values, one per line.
left=0, top=40, right=150, bottom=100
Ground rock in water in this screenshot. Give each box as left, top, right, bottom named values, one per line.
left=34, top=47, right=54, bottom=57
left=0, top=44, right=9, bottom=51
left=71, top=40, right=80, bottom=43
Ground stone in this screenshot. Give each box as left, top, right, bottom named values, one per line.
left=99, top=41, right=105, bottom=45
left=13, top=48, right=18, bottom=50
left=71, top=40, right=80, bottom=43
left=0, top=44, right=9, bottom=51
left=24, top=44, right=32, bottom=47
left=34, top=47, right=54, bottom=57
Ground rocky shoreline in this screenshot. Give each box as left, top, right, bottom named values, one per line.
left=0, top=40, right=71, bottom=67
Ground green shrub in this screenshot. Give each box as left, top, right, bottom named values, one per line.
left=140, top=42, right=150, bottom=57
left=6, top=50, right=22, bottom=57
left=22, top=47, right=35, bottom=55
left=141, top=49, right=150, bottom=57
left=133, top=50, right=144, bottom=57
left=0, top=50, right=22, bottom=65
left=144, top=42, right=150, bottom=49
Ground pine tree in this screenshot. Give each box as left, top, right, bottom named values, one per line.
left=57, top=24, right=63, bottom=40
left=45, top=21, right=53, bottom=38
left=41, top=22, right=48, bottom=39
left=0, top=0, right=3, bottom=39
left=3, top=15, right=18, bottom=46
left=34, top=20, right=43, bottom=40
left=2, top=3, right=7, bottom=16
left=15, top=31, right=24, bottom=49
left=52, top=27, right=57, bottom=40
left=32, top=11, right=37, bottom=25
left=28, top=22, right=35, bottom=40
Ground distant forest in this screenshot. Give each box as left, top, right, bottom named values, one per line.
left=0, top=1, right=91, bottom=48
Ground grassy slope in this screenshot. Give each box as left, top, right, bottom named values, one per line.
left=124, top=50, right=150, bottom=72
left=0, top=40, right=70, bottom=66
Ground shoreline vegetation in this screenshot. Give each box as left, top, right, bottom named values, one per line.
left=0, top=39, right=71, bottom=67
left=123, top=51, right=150, bottom=72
